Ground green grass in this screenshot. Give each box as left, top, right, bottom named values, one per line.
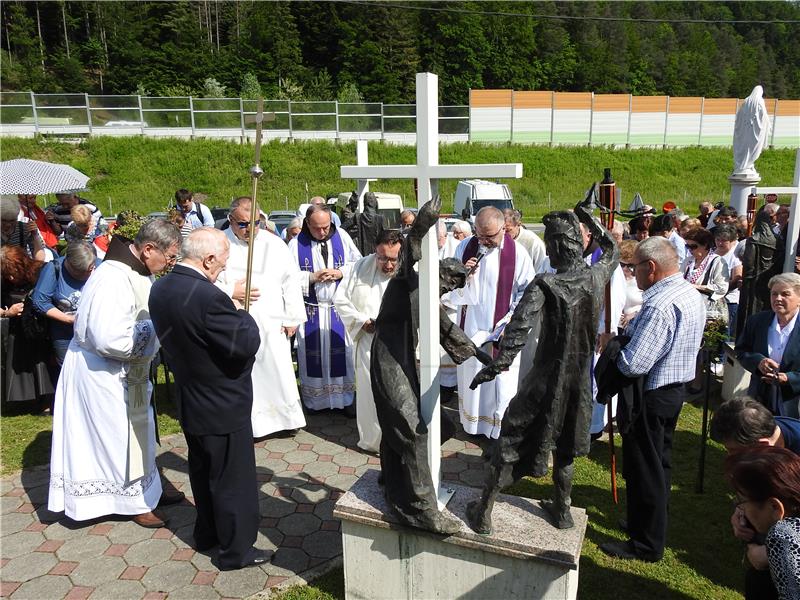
left=0, top=136, right=796, bottom=221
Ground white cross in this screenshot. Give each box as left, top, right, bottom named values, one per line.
left=341, top=73, right=522, bottom=507
left=752, top=149, right=800, bottom=273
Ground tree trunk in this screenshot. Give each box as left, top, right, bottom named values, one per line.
left=84, top=2, right=90, bottom=37
left=235, top=0, right=240, bottom=41
left=61, top=0, right=70, bottom=58
left=215, top=0, right=219, bottom=52
left=35, top=1, right=45, bottom=71
left=98, top=2, right=108, bottom=67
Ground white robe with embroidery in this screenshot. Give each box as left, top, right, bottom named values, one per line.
left=333, top=254, right=392, bottom=452
left=444, top=236, right=535, bottom=438
left=48, top=260, right=162, bottom=521
left=288, top=229, right=362, bottom=410
left=217, top=229, right=307, bottom=437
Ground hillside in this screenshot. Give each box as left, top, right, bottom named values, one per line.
left=1, top=136, right=796, bottom=220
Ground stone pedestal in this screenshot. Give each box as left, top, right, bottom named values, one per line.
left=728, top=172, right=761, bottom=216
left=722, top=341, right=752, bottom=402
left=334, top=470, right=586, bottom=600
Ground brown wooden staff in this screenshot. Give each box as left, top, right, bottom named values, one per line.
left=598, top=168, right=619, bottom=505
left=746, top=193, right=760, bottom=237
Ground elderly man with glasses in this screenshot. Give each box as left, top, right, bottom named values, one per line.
left=216, top=196, right=307, bottom=439
left=444, top=206, right=535, bottom=439
left=48, top=219, right=184, bottom=530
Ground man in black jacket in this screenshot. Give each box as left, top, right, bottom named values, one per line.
left=149, top=227, right=266, bottom=571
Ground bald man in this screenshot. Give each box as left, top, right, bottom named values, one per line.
left=444, top=207, right=535, bottom=438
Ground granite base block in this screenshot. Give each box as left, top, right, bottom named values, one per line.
left=334, top=469, right=586, bottom=600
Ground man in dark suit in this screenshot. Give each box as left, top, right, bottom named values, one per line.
left=149, top=227, right=267, bottom=570
left=737, top=272, right=800, bottom=418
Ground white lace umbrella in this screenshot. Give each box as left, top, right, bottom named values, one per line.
left=0, top=159, right=89, bottom=195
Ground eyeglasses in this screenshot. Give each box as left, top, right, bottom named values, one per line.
left=476, top=227, right=503, bottom=241
left=685, top=243, right=699, bottom=250
left=623, top=259, right=650, bottom=270
left=233, top=220, right=260, bottom=229
left=376, top=255, right=399, bottom=264
left=157, top=247, right=179, bottom=265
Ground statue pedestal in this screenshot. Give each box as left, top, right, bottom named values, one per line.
left=728, top=172, right=761, bottom=216
left=722, top=341, right=752, bottom=401
left=334, top=469, right=586, bottom=600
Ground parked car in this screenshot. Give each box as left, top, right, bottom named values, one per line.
left=454, top=179, right=514, bottom=222
left=268, top=210, right=297, bottom=235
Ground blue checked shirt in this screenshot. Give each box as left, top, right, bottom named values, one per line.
left=618, top=273, right=706, bottom=391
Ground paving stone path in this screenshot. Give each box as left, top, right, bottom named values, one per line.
left=1, top=406, right=486, bottom=599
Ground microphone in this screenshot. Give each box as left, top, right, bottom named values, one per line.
left=467, top=246, right=488, bottom=276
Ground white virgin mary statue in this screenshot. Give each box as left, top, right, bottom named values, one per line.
left=732, top=85, right=771, bottom=178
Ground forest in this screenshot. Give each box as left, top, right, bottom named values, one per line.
left=1, top=1, right=799, bottom=105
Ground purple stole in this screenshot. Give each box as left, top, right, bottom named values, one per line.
left=460, top=234, right=517, bottom=355
left=297, top=231, right=347, bottom=378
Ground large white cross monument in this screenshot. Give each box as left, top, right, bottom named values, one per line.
left=341, top=72, right=523, bottom=506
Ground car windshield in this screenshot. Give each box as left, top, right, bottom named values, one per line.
left=471, top=199, right=513, bottom=212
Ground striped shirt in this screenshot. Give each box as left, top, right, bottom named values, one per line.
left=617, top=273, right=706, bottom=390
left=45, top=199, right=106, bottom=235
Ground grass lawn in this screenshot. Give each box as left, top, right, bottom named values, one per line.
left=2, top=374, right=746, bottom=599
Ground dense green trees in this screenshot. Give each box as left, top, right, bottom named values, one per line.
left=2, top=1, right=798, bottom=103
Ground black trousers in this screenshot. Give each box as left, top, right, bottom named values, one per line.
left=185, top=424, right=259, bottom=569
left=621, top=383, right=685, bottom=559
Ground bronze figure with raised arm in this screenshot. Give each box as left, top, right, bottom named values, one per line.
left=467, top=187, right=619, bottom=533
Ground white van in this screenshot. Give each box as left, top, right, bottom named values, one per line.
left=454, top=179, right=514, bottom=222
left=334, top=192, right=404, bottom=229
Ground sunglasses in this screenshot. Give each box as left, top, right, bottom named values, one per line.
left=685, top=243, right=699, bottom=250
left=232, top=219, right=260, bottom=229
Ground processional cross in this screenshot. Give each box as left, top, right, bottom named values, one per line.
left=243, top=99, right=275, bottom=311
left=341, top=73, right=523, bottom=505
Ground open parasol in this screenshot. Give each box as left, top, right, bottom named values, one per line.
left=0, top=158, right=89, bottom=195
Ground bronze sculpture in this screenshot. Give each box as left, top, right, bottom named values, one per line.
left=467, top=191, right=618, bottom=532
left=371, top=197, right=491, bottom=534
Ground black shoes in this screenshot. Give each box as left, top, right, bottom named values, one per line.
left=599, top=540, right=661, bottom=563
left=219, top=548, right=271, bottom=571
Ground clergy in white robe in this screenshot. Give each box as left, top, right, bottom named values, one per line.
left=444, top=208, right=535, bottom=438
left=333, top=230, right=402, bottom=452
left=504, top=209, right=547, bottom=272
left=48, top=221, right=182, bottom=523
left=288, top=206, right=361, bottom=410
left=216, top=198, right=307, bottom=438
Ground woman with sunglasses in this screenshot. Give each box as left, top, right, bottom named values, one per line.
left=682, top=227, right=730, bottom=392
left=726, top=446, right=800, bottom=600
left=683, top=227, right=731, bottom=321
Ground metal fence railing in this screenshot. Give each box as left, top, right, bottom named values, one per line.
left=0, top=92, right=470, bottom=141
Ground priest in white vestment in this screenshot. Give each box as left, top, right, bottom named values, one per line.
left=288, top=205, right=361, bottom=410
left=48, top=220, right=182, bottom=526
left=504, top=209, right=547, bottom=272
left=334, top=230, right=402, bottom=452
left=216, top=197, right=307, bottom=438
left=444, top=207, right=535, bottom=438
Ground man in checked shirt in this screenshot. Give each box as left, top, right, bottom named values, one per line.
left=599, top=236, right=705, bottom=562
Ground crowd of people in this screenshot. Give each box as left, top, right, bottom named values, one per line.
left=1, top=186, right=798, bottom=591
